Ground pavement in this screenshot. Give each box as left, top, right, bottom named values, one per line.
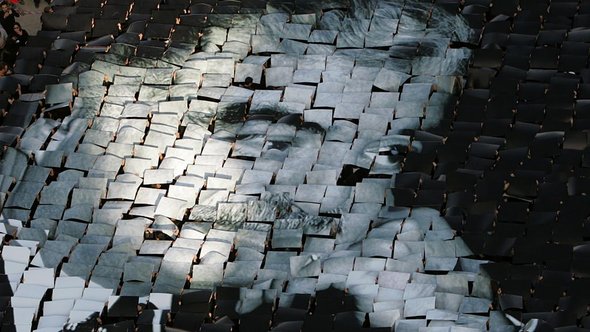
left=13, top=0, right=43, bottom=36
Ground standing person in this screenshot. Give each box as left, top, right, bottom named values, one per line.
left=0, top=1, right=18, bottom=34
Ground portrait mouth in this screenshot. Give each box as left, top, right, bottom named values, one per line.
left=0, top=0, right=525, bottom=331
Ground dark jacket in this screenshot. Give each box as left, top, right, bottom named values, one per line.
left=12, top=29, right=27, bottom=46
left=0, top=9, right=19, bottom=33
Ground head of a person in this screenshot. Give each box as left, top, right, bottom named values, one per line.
left=0, top=62, right=8, bottom=76
left=193, top=1, right=478, bottom=312
left=12, top=22, right=21, bottom=34
left=3, top=0, right=489, bottom=328
left=0, top=2, right=9, bottom=13
left=90, top=0, right=475, bottom=276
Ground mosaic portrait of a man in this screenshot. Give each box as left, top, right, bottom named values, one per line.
left=0, top=0, right=523, bottom=331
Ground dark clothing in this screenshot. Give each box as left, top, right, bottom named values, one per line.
left=4, top=29, right=26, bottom=65
left=0, top=10, right=18, bottom=34
left=12, top=29, right=27, bottom=47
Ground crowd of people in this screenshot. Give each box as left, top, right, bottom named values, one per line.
left=0, top=0, right=27, bottom=75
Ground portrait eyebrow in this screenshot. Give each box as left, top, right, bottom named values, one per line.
left=0, top=0, right=504, bottom=331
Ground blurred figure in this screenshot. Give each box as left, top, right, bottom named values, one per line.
left=0, top=1, right=18, bottom=34
left=241, top=76, right=255, bottom=90
left=10, top=22, right=26, bottom=46
left=0, top=61, right=10, bottom=77
left=0, top=23, right=6, bottom=49
left=2, top=21, right=24, bottom=63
